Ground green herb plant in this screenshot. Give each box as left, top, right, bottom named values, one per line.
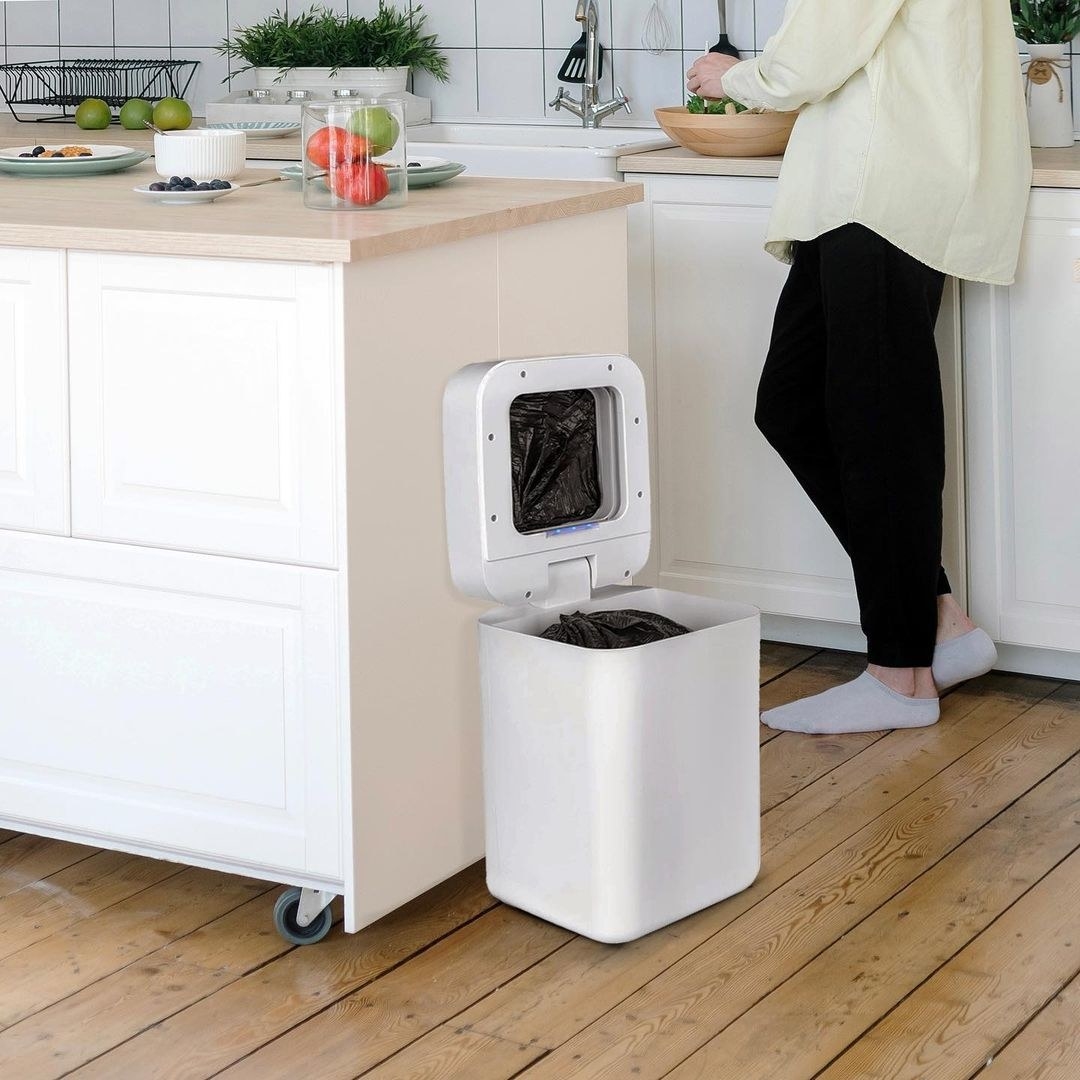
left=687, top=93, right=749, bottom=115
left=219, top=2, right=449, bottom=81
left=1011, top=0, right=1080, bottom=43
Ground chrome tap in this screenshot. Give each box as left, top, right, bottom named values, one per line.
left=549, top=0, right=631, bottom=128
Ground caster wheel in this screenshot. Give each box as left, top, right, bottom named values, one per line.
left=273, top=887, right=333, bottom=945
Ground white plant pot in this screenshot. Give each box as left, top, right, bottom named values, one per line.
left=254, top=66, right=409, bottom=96
left=1024, top=43, right=1074, bottom=148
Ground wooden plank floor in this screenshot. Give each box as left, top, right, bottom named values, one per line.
left=3, top=642, right=1079, bottom=1080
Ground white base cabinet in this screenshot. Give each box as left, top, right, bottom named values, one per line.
left=0, top=209, right=632, bottom=938
left=964, top=187, right=1080, bottom=674
left=0, top=247, right=68, bottom=536
left=0, top=530, right=342, bottom=880
left=627, top=174, right=966, bottom=645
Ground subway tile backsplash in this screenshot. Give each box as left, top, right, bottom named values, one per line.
left=1, top=1, right=1076, bottom=133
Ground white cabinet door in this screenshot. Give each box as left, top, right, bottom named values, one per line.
left=0, top=529, right=343, bottom=879
left=965, top=189, right=1080, bottom=654
left=68, top=253, right=339, bottom=567
left=629, top=174, right=965, bottom=630
left=0, top=248, right=68, bottom=535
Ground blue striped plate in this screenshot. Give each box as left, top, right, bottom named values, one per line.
left=206, top=121, right=301, bottom=139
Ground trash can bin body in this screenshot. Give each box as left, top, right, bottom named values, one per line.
left=444, top=353, right=761, bottom=943
left=480, top=585, right=760, bottom=943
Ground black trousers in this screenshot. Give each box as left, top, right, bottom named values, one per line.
left=755, top=223, right=949, bottom=668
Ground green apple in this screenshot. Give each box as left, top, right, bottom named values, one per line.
left=153, top=97, right=193, bottom=131
left=119, top=98, right=154, bottom=131
left=75, top=98, right=111, bottom=130
left=345, top=106, right=400, bottom=157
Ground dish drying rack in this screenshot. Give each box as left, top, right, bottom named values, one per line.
left=0, top=59, right=199, bottom=122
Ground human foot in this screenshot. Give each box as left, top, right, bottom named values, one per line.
left=761, top=671, right=940, bottom=735
left=868, top=663, right=938, bottom=699
left=932, top=628, right=998, bottom=692
left=936, top=592, right=977, bottom=644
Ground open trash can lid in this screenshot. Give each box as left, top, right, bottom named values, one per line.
left=443, top=354, right=652, bottom=608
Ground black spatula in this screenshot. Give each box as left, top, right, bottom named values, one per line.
left=709, top=0, right=740, bottom=58
left=558, top=30, right=605, bottom=84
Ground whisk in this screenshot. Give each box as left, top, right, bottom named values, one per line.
left=641, top=0, right=671, bottom=55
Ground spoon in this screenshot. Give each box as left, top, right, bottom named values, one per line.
left=142, top=118, right=167, bottom=137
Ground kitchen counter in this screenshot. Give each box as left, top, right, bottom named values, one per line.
left=0, top=161, right=641, bottom=262
left=617, top=143, right=1080, bottom=188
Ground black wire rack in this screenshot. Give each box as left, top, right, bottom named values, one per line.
left=0, top=59, right=200, bottom=122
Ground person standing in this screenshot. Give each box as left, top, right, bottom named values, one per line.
left=686, top=0, right=1032, bottom=734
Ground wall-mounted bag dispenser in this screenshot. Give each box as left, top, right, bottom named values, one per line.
left=443, top=353, right=761, bottom=943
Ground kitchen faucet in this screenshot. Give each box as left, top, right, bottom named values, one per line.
left=549, top=0, right=631, bottom=128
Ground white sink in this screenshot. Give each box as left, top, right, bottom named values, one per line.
left=405, top=123, right=673, bottom=180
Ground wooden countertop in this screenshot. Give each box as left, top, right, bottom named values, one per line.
left=616, top=143, right=1080, bottom=188
left=0, top=161, right=642, bottom=263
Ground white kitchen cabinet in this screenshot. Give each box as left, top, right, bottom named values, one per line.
left=0, top=204, right=633, bottom=941
left=68, top=252, right=338, bottom=568
left=964, top=188, right=1080, bottom=675
left=0, top=247, right=68, bottom=535
left=627, top=174, right=965, bottom=649
left=0, top=528, right=343, bottom=879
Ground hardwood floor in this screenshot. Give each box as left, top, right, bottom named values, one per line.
left=3, top=643, right=1079, bottom=1080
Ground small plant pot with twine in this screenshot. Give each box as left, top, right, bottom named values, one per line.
left=1023, top=43, right=1074, bottom=147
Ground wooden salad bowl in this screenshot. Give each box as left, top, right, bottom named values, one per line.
left=655, top=106, right=798, bottom=157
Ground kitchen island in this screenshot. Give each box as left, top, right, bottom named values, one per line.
left=0, top=163, right=642, bottom=937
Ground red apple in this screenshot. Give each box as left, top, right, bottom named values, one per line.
left=330, top=161, right=391, bottom=207
left=306, top=125, right=370, bottom=170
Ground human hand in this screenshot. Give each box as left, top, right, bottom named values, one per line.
left=686, top=52, right=741, bottom=99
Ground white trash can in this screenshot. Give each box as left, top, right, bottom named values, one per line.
left=443, top=353, right=761, bottom=944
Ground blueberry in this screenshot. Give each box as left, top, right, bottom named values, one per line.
left=182, top=176, right=194, bottom=187
left=19, top=153, right=32, bottom=158
left=195, top=182, right=210, bottom=191
left=219, top=180, right=231, bottom=189
left=32, top=146, right=45, bottom=156
left=169, top=175, right=181, bottom=186
left=148, top=182, right=166, bottom=191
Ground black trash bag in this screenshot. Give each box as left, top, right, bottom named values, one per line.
left=510, top=389, right=602, bottom=533
left=541, top=609, right=691, bottom=649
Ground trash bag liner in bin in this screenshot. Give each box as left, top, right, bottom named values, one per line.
left=541, top=608, right=691, bottom=649
left=510, top=389, right=603, bottom=533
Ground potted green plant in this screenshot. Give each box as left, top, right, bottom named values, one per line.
left=219, top=2, right=448, bottom=97
left=1012, top=1, right=1079, bottom=147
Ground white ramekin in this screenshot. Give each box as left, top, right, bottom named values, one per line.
left=154, top=130, right=247, bottom=180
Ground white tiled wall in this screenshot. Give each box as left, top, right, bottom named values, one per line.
left=2, top=1, right=1078, bottom=133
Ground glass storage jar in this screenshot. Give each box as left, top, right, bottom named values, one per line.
left=301, top=98, right=407, bottom=211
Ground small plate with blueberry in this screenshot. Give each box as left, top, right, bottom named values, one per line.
left=135, top=176, right=236, bottom=204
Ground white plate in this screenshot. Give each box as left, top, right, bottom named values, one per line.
left=206, top=121, right=301, bottom=139
left=0, top=143, right=138, bottom=162
left=133, top=184, right=235, bottom=205
left=405, top=155, right=451, bottom=171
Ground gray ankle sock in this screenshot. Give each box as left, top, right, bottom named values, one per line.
left=932, top=628, right=998, bottom=692
left=761, top=671, right=940, bottom=735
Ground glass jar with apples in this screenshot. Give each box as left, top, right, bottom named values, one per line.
left=301, top=98, right=407, bottom=211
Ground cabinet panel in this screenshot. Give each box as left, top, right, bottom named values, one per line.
left=965, top=191, right=1080, bottom=652
left=68, top=253, right=338, bottom=567
left=0, top=248, right=68, bottom=535
left=645, top=178, right=857, bottom=622
left=631, top=174, right=965, bottom=629
left=0, top=530, right=342, bottom=878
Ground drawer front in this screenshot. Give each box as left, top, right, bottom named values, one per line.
left=0, top=248, right=68, bottom=535
left=68, top=252, right=338, bottom=567
left=0, top=530, right=343, bottom=878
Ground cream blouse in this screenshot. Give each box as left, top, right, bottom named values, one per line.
left=720, top=0, right=1034, bottom=285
